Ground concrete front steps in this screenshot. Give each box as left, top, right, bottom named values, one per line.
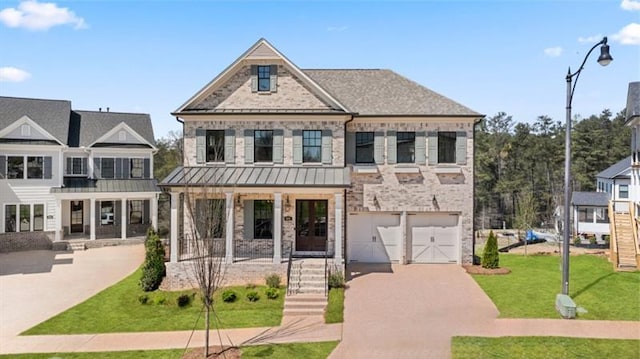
left=284, top=259, right=328, bottom=319
left=67, top=240, right=86, bottom=251
left=283, top=294, right=327, bottom=317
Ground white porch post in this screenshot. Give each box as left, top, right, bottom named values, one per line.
left=89, top=198, right=96, bottom=240
left=400, top=210, right=407, bottom=264
left=225, top=192, right=234, bottom=263
left=121, top=198, right=127, bottom=239
left=334, top=192, right=344, bottom=264
left=273, top=193, right=282, bottom=263
left=54, top=199, right=62, bottom=241
left=170, top=192, right=179, bottom=263
left=150, top=195, right=158, bottom=231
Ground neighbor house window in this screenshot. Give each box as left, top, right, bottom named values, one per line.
left=254, top=200, right=273, bottom=239
left=257, top=66, right=271, bottom=92
left=33, top=204, right=44, bottom=231
left=100, top=201, right=114, bottom=225
left=101, top=158, right=115, bottom=178
left=195, top=198, right=225, bottom=238
left=397, top=132, right=415, bottom=163
left=254, top=130, right=273, bottom=162
left=7, top=156, right=24, bottom=179
left=129, top=200, right=143, bottom=224
left=206, top=130, right=224, bottom=162
left=356, top=132, right=374, bottom=163
left=27, top=156, right=44, bottom=179
left=438, top=132, right=456, bottom=164
left=578, top=207, right=594, bottom=222
left=130, top=158, right=144, bottom=178
left=303, top=130, right=322, bottom=162
left=596, top=208, right=609, bottom=224
left=619, top=185, right=629, bottom=199
left=4, top=205, right=16, bottom=232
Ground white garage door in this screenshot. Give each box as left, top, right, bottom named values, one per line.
left=409, top=213, right=459, bottom=263
left=348, top=213, right=401, bottom=263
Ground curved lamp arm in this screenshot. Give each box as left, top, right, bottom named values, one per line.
left=567, top=37, right=613, bottom=106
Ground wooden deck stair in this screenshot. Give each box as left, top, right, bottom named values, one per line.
left=612, top=212, right=638, bottom=270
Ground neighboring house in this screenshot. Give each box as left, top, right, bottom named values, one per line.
left=571, top=191, right=610, bottom=240
left=0, top=97, right=160, bottom=252
left=596, top=155, right=631, bottom=205
left=160, top=38, right=482, bottom=287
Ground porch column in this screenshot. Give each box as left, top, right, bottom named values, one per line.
left=170, top=192, right=179, bottom=263
left=150, top=195, right=158, bottom=231
left=400, top=210, right=407, bottom=264
left=334, top=192, right=344, bottom=264
left=225, top=192, right=234, bottom=263
left=89, top=198, right=96, bottom=240
left=54, top=199, right=62, bottom=241
left=121, top=198, right=127, bottom=239
left=273, top=193, right=282, bottom=263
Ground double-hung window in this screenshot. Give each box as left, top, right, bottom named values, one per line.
left=26, top=157, right=44, bottom=179
left=619, top=185, right=629, bottom=199
left=303, top=130, right=322, bottom=163
left=101, top=158, right=115, bottom=179
left=130, top=158, right=144, bottom=178
left=257, top=66, right=271, bottom=92
left=7, top=157, right=24, bottom=179
left=254, top=130, right=273, bottom=162
left=206, top=130, right=225, bottom=162
left=4, top=203, right=43, bottom=232
left=71, top=158, right=84, bottom=175
left=437, top=132, right=457, bottom=164
left=195, top=199, right=225, bottom=238
left=129, top=200, right=143, bottom=224
left=355, top=132, right=375, bottom=164
left=254, top=200, right=273, bottom=239
left=397, top=132, right=415, bottom=163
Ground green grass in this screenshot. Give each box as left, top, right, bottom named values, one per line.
left=452, top=337, right=640, bottom=359
left=471, top=254, right=640, bottom=320
left=0, top=349, right=182, bottom=359
left=23, top=268, right=284, bottom=335
left=325, top=288, right=344, bottom=324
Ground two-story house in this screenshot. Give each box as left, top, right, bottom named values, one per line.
left=0, top=97, right=160, bottom=252
left=160, top=39, right=482, bottom=287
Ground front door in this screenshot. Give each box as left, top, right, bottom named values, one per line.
left=70, top=200, right=84, bottom=233
left=296, top=200, right=328, bottom=252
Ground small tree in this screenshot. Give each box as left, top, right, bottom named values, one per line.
left=139, top=227, right=166, bottom=291
left=514, top=191, right=539, bottom=256
left=482, top=230, right=500, bottom=269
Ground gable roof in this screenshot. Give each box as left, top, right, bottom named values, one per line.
left=75, top=111, right=155, bottom=147
left=626, top=81, right=640, bottom=122
left=303, top=69, right=480, bottom=116
left=572, top=191, right=608, bottom=207
left=0, top=96, right=71, bottom=144
left=596, top=155, right=631, bottom=179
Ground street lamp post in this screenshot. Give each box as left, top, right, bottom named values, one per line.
left=563, top=37, right=613, bottom=296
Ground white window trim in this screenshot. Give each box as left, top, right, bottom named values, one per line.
left=130, top=157, right=144, bottom=179
left=3, top=203, right=45, bottom=233
left=67, top=157, right=86, bottom=176
left=5, top=154, right=45, bottom=180
left=100, top=157, right=116, bottom=179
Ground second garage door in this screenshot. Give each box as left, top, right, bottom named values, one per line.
left=347, top=213, right=401, bottom=263
left=409, top=213, right=459, bottom=263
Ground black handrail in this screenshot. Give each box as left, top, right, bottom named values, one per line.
left=324, top=237, right=329, bottom=297
left=286, top=244, right=294, bottom=296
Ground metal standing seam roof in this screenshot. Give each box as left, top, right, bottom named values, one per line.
left=160, top=166, right=351, bottom=187
left=51, top=179, right=161, bottom=193
left=596, top=155, right=631, bottom=179
left=571, top=191, right=609, bottom=207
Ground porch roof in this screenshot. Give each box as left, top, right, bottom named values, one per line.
left=160, top=166, right=351, bottom=188
left=571, top=191, right=609, bottom=207
left=52, top=178, right=161, bottom=193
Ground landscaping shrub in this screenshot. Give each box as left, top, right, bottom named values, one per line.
left=265, top=273, right=281, bottom=288
left=246, top=283, right=256, bottom=289
left=265, top=287, right=279, bottom=299
left=246, top=291, right=260, bottom=302
left=176, top=293, right=191, bottom=307
left=154, top=295, right=166, bottom=305
left=589, top=235, right=597, bottom=245
left=139, top=227, right=166, bottom=292
left=328, top=271, right=345, bottom=289
left=138, top=294, right=149, bottom=305
left=481, top=230, right=500, bottom=269
left=573, top=236, right=582, bottom=245
left=221, top=289, right=237, bottom=303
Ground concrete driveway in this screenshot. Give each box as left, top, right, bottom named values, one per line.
left=329, top=263, right=499, bottom=359
left=0, top=245, right=144, bottom=341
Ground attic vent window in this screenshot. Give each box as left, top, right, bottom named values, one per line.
left=21, top=124, right=31, bottom=137
left=119, top=131, right=126, bottom=141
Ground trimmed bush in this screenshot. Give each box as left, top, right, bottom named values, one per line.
left=328, top=271, right=345, bottom=289
left=221, top=289, right=237, bottom=303
left=176, top=294, right=191, bottom=307
left=154, top=296, right=166, bottom=305
left=481, top=230, right=500, bottom=269
left=139, top=227, right=166, bottom=292
left=265, top=273, right=281, bottom=289
left=138, top=294, right=149, bottom=305
left=246, top=291, right=260, bottom=302
left=265, top=287, right=279, bottom=300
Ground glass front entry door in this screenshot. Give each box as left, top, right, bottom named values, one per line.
left=70, top=200, right=83, bottom=233
left=295, top=200, right=328, bottom=252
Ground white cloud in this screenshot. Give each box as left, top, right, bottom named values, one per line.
left=543, top=46, right=563, bottom=57
left=0, top=67, right=31, bottom=82
left=327, top=25, right=347, bottom=32
left=0, top=0, right=87, bottom=31
left=621, top=0, right=640, bottom=11
left=578, top=34, right=603, bottom=44
left=611, top=22, right=640, bottom=45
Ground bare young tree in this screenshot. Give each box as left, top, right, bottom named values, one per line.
left=515, top=190, right=539, bottom=256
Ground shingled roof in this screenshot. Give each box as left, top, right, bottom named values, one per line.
left=75, top=111, right=155, bottom=147
left=303, top=69, right=480, bottom=116
left=627, top=81, right=640, bottom=122
left=572, top=191, right=609, bottom=207
left=0, top=96, right=71, bottom=144
left=596, top=155, right=631, bottom=179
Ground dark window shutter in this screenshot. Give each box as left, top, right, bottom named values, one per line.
left=143, top=158, right=150, bottom=178
left=143, top=200, right=150, bottom=224
left=244, top=129, right=254, bottom=164
left=95, top=200, right=100, bottom=227
left=387, top=130, right=397, bottom=165
left=94, top=157, right=101, bottom=178
left=82, top=157, right=88, bottom=175
left=250, top=65, right=258, bottom=93
left=115, top=200, right=121, bottom=226
left=374, top=131, right=384, bottom=165
left=243, top=200, right=254, bottom=239
left=123, top=158, right=130, bottom=179
left=225, top=129, right=235, bottom=164
left=0, top=155, right=6, bottom=178
left=416, top=131, right=427, bottom=165
left=273, top=129, right=284, bottom=164
left=427, top=131, right=437, bottom=165
left=43, top=156, right=52, bottom=179
left=269, top=65, right=278, bottom=92
left=195, top=128, right=205, bottom=164
left=293, top=129, right=303, bottom=165
left=321, top=130, right=333, bottom=165
left=345, top=131, right=356, bottom=164
left=66, top=157, right=72, bottom=175
left=115, top=158, right=123, bottom=179
left=456, top=131, right=467, bottom=165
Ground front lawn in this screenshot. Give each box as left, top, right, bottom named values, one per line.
left=471, top=254, right=640, bottom=320
left=325, top=288, right=344, bottom=324
left=24, top=268, right=284, bottom=335
left=452, top=337, right=640, bottom=359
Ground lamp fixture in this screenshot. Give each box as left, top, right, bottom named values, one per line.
left=285, top=195, right=292, bottom=211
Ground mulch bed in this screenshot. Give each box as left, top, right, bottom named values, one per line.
left=182, top=346, right=241, bottom=359
left=463, top=265, right=511, bottom=275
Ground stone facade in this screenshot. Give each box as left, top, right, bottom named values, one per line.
left=0, top=231, right=56, bottom=252
left=163, top=261, right=288, bottom=290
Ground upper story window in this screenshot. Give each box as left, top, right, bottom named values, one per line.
left=27, top=156, right=44, bottom=179
left=71, top=158, right=84, bottom=175
left=356, top=132, right=374, bottom=164
left=437, top=132, right=457, bottom=164
left=206, top=130, right=225, bottom=162
left=130, top=158, right=144, bottom=178
left=7, top=156, right=24, bottom=179
left=101, top=158, right=115, bottom=179
left=258, top=66, right=271, bottom=92
left=303, top=130, right=322, bottom=163
left=4, top=155, right=51, bottom=179
left=619, top=184, right=629, bottom=199
left=255, top=130, right=273, bottom=162
left=397, top=132, right=415, bottom=163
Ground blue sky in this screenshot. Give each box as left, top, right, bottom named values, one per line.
left=1, top=0, right=638, bottom=138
